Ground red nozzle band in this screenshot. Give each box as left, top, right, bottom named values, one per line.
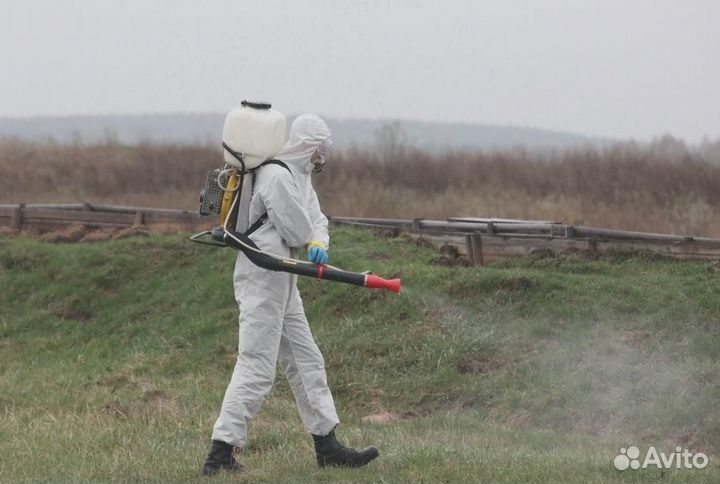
left=365, top=274, right=402, bottom=293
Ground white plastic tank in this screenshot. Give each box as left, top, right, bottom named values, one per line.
left=222, top=101, right=287, bottom=169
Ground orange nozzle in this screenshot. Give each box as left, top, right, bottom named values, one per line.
left=365, top=274, right=402, bottom=293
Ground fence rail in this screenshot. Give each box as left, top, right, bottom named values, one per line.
left=2, top=203, right=720, bottom=264
left=0, top=203, right=204, bottom=229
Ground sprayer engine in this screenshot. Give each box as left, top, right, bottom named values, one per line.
left=198, top=167, right=240, bottom=228
left=198, top=169, right=225, bottom=217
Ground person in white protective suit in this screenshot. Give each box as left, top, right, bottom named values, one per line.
left=202, top=114, right=379, bottom=476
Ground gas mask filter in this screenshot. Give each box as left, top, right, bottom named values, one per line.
left=311, top=138, right=332, bottom=174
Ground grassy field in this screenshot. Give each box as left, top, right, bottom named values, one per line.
left=1, top=226, right=719, bottom=483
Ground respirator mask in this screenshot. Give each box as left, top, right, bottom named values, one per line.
left=311, top=138, right=332, bottom=174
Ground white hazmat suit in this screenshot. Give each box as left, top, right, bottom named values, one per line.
left=211, top=114, right=340, bottom=448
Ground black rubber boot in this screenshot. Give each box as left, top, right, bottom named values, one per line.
left=312, top=430, right=379, bottom=468
left=201, top=440, right=244, bottom=476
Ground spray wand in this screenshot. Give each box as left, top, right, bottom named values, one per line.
left=209, top=227, right=401, bottom=293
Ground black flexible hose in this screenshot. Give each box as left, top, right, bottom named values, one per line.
left=211, top=228, right=367, bottom=287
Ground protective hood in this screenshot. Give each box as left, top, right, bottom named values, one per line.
left=275, top=114, right=332, bottom=175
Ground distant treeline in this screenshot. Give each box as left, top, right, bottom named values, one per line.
left=0, top=114, right=596, bottom=149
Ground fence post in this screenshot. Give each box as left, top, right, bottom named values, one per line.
left=134, top=210, right=145, bottom=226
left=412, top=218, right=422, bottom=233
left=11, top=203, right=25, bottom=230
left=465, top=232, right=483, bottom=266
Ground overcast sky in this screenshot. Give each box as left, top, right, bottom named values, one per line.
left=1, top=0, right=718, bottom=142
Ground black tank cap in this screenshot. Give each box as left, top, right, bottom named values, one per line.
left=241, top=100, right=272, bottom=109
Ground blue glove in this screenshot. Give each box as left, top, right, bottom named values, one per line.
left=308, top=244, right=329, bottom=264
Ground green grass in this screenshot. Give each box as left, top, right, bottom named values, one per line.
left=1, top=226, right=719, bottom=483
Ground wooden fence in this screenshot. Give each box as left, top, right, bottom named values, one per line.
left=3, top=203, right=720, bottom=265
left=0, top=203, right=205, bottom=230
left=330, top=216, right=720, bottom=264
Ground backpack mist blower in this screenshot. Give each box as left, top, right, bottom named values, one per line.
left=189, top=101, right=401, bottom=294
